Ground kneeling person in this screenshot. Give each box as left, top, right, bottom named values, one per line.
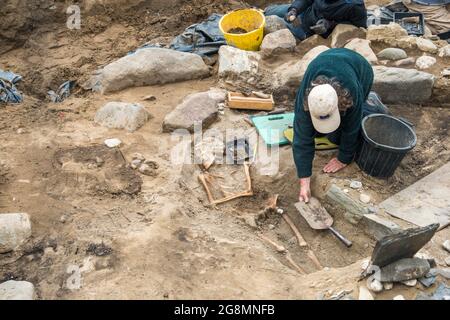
left=293, top=48, right=388, bottom=203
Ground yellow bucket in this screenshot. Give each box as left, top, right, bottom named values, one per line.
left=219, top=9, right=266, bottom=51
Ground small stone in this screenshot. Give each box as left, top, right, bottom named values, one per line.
left=95, top=157, right=104, bottom=166
left=268, top=224, right=275, bottom=230
left=393, top=57, right=416, bottom=67
left=138, top=161, right=159, bottom=177
left=415, top=55, right=437, bottom=70
left=383, top=282, right=394, bottom=290
left=360, top=193, right=371, bottom=204
left=350, top=180, right=362, bottom=189
left=104, top=138, right=122, bottom=148
left=402, top=279, right=417, bottom=287
left=368, top=206, right=378, bottom=214
left=367, top=277, right=383, bottom=293
left=130, top=159, right=142, bottom=170
left=416, top=38, right=438, bottom=53
left=17, top=128, right=25, bottom=134
left=60, top=214, right=68, bottom=223
left=343, top=189, right=349, bottom=193
left=442, top=240, right=450, bottom=253
left=438, top=45, right=450, bottom=58
left=142, top=95, right=156, bottom=101
left=0, top=280, right=35, bottom=300
left=377, top=48, right=407, bottom=61
left=358, top=286, right=374, bottom=300
left=393, top=295, right=405, bottom=300
left=132, top=153, right=145, bottom=162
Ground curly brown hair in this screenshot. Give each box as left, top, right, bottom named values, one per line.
left=303, top=75, right=353, bottom=112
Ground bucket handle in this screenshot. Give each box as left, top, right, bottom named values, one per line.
left=396, top=117, right=414, bottom=129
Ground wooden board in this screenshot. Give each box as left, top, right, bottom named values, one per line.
left=380, top=162, right=450, bottom=230
left=228, top=92, right=274, bottom=111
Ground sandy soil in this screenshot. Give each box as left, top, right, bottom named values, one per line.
left=0, top=0, right=449, bottom=300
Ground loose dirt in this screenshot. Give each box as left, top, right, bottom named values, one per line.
left=0, top=0, right=449, bottom=300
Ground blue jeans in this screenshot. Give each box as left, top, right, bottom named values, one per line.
left=264, top=4, right=308, bottom=40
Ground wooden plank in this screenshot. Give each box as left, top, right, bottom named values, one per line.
left=228, top=92, right=274, bottom=111
left=380, top=162, right=450, bottom=230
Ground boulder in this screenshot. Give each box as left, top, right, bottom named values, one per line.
left=416, top=38, right=438, bottom=53
left=218, top=45, right=261, bottom=82
left=344, top=38, right=378, bottom=64
left=0, top=213, right=31, bottom=253
left=94, top=102, right=150, bottom=132
left=91, top=48, right=210, bottom=94
left=438, top=45, right=450, bottom=58
left=366, top=23, right=408, bottom=43
left=372, top=66, right=434, bottom=104
left=0, top=281, right=35, bottom=300
left=162, top=89, right=227, bottom=133
left=264, top=15, right=287, bottom=35
left=416, top=55, right=437, bottom=70
left=377, top=48, right=407, bottom=61
left=261, top=29, right=296, bottom=58
left=330, top=24, right=367, bottom=48
left=272, top=45, right=329, bottom=93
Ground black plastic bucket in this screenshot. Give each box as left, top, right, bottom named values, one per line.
left=356, top=114, right=417, bottom=178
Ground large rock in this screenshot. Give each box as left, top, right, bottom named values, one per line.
left=0, top=213, right=31, bottom=253
left=261, top=29, right=296, bottom=58
left=330, top=24, right=367, bottom=48
left=344, top=38, right=378, bottom=64
left=218, top=45, right=261, bottom=82
left=372, top=66, right=435, bottom=104
left=0, top=281, right=35, bottom=300
left=377, top=48, right=407, bottom=61
left=416, top=38, right=438, bottom=53
left=272, top=45, right=329, bottom=94
left=94, top=102, right=150, bottom=132
left=366, top=23, right=408, bottom=43
left=264, top=15, right=287, bottom=35
left=162, top=89, right=226, bottom=133
left=91, top=48, right=210, bottom=94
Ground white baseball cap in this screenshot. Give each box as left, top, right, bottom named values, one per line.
left=308, top=84, right=340, bottom=134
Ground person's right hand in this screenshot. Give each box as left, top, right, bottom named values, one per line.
left=284, top=8, right=298, bottom=23
left=298, top=177, right=311, bottom=203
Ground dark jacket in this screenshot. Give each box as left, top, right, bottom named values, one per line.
left=289, top=0, right=367, bottom=37
left=293, top=48, right=373, bottom=178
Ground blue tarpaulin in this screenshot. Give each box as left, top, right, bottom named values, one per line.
left=0, top=70, right=23, bottom=104
left=47, top=80, right=76, bottom=103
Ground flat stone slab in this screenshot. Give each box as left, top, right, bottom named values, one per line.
left=91, top=48, right=210, bottom=94
left=372, top=66, right=434, bottom=104
left=380, top=162, right=450, bottom=229
left=94, top=102, right=150, bottom=132
left=162, top=89, right=226, bottom=133
left=0, top=281, right=35, bottom=300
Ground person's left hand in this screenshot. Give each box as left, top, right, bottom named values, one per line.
left=323, top=157, right=347, bottom=174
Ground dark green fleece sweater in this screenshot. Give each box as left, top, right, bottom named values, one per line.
left=293, top=48, right=373, bottom=178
